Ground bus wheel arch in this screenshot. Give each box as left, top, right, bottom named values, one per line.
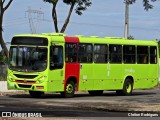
left=125, top=76, right=134, bottom=86
left=61, top=76, right=77, bottom=98
left=116, top=76, right=134, bottom=96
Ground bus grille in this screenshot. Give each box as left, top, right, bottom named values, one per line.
left=18, top=84, right=32, bottom=88
left=14, top=74, right=38, bottom=79
left=16, top=80, right=36, bottom=84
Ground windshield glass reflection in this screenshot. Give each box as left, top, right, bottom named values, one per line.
left=9, top=46, right=47, bottom=72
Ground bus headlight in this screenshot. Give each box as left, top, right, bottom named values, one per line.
left=36, top=76, right=47, bottom=84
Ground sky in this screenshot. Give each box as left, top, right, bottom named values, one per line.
left=2, top=0, right=160, bottom=49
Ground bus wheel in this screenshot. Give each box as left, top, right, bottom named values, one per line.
left=88, top=90, right=103, bottom=96
left=116, top=78, right=133, bottom=96
left=61, top=81, right=75, bottom=98
left=29, top=91, right=44, bottom=98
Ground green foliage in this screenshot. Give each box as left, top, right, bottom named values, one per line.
left=75, top=0, right=92, bottom=15
left=143, top=0, right=154, bottom=10
left=0, top=76, right=6, bottom=81
left=125, top=0, right=156, bottom=11
left=0, top=51, right=7, bottom=81
left=43, top=0, right=92, bottom=15
left=124, top=0, right=136, bottom=4
left=127, top=35, right=134, bottom=40
left=0, top=51, right=7, bottom=65
left=43, top=0, right=58, bottom=4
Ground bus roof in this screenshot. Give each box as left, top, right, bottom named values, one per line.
left=13, top=33, right=158, bottom=46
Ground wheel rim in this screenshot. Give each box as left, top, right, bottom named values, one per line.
left=66, top=83, right=73, bottom=94
left=126, top=82, right=132, bottom=93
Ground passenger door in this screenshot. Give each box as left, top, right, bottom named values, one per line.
left=48, top=45, right=65, bottom=92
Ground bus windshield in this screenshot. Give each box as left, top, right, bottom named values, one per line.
left=9, top=46, right=48, bottom=72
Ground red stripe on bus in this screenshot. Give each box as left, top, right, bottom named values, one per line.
left=64, top=36, right=80, bottom=91
left=64, top=36, right=79, bottom=43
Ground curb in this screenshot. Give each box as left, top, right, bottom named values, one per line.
left=0, top=81, right=18, bottom=92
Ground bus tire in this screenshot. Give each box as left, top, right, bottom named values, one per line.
left=117, top=78, right=133, bottom=96
left=61, top=81, right=75, bottom=98
left=88, top=90, right=103, bottom=96
left=29, top=91, right=44, bottom=98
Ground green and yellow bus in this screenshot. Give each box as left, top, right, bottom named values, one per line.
left=7, top=33, right=159, bottom=97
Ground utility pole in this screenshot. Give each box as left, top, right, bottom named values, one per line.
left=124, top=0, right=129, bottom=39
left=25, top=7, right=44, bottom=34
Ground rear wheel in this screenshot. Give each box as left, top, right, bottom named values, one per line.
left=29, top=91, right=44, bottom=98
left=61, top=81, right=75, bottom=98
left=88, top=90, right=103, bottom=96
left=116, top=78, right=133, bottom=96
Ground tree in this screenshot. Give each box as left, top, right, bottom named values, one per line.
left=0, top=0, right=13, bottom=59
left=128, top=35, right=134, bottom=40
left=124, top=0, right=156, bottom=38
left=126, top=0, right=156, bottom=10
left=43, top=0, right=92, bottom=33
left=0, top=50, right=7, bottom=65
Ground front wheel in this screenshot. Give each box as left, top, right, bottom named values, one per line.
left=61, top=81, right=75, bottom=98
left=116, top=78, right=133, bottom=96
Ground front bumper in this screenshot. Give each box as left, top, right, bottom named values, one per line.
left=7, top=81, right=47, bottom=92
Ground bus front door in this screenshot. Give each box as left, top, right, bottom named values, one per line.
left=48, top=45, right=65, bottom=92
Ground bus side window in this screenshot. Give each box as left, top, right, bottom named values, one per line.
left=50, top=46, right=63, bottom=70
left=123, top=45, right=136, bottom=64
left=94, top=44, right=108, bottom=63
left=78, top=43, right=93, bottom=63
left=150, top=46, right=157, bottom=64
left=137, top=46, right=148, bottom=64
left=65, top=43, right=77, bottom=63
left=109, top=45, right=122, bottom=63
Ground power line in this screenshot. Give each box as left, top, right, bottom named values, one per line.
left=4, top=17, right=26, bottom=23
left=4, top=19, right=28, bottom=25
left=3, top=17, right=160, bottom=32
left=39, top=18, right=160, bottom=31
left=4, top=21, right=28, bottom=27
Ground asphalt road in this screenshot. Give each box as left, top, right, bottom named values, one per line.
left=0, top=90, right=160, bottom=119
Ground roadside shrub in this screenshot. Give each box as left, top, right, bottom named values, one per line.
left=0, top=75, right=6, bottom=81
